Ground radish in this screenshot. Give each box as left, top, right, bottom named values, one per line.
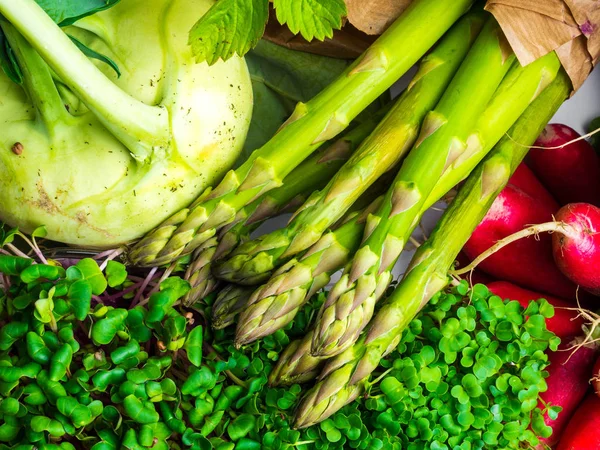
left=462, top=163, right=579, bottom=300
left=556, top=394, right=600, bottom=450
left=487, top=281, right=583, bottom=339
left=537, top=341, right=596, bottom=448
left=552, top=203, right=600, bottom=295
left=509, top=163, right=560, bottom=209
left=528, top=124, right=600, bottom=206
left=593, top=356, right=600, bottom=398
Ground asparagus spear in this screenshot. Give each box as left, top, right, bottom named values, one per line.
left=310, top=21, right=561, bottom=359
left=293, top=70, right=572, bottom=429
left=181, top=122, right=376, bottom=306
left=212, top=13, right=485, bottom=285
left=269, top=331, right=324, bottom=387
left=234, top=198, right=383, bottom=346
left=211, top=285, right=255, bottom=330
left=127, top=0, right=476, bottom=267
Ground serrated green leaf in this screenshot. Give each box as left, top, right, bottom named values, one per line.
left=272, top=0, right=346, bottom=41
left=188, top=0, right=269, bottom=65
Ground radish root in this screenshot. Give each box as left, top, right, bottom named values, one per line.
left=451, top=221, right=570, bottom=276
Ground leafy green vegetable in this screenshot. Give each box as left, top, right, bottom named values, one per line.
left=189, top=0, right=269, bottom=66
left=34, top=0, right=121, bottom=26
left=188, top=0, right=348, bottom=64
left=272, top=0, right=347, bottom=41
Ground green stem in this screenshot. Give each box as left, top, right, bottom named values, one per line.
left=128, top=0, right=476, bottom=266
left=0, top=0, right=170, bottom=161
left=293, top=69, right=571, bottom=429
left=0, top=20, right=69, bottom=132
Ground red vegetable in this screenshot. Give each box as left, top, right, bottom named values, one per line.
left=552, top=203, right=600, bottom=295
left=463, top=163, right=578, bottom=300
left=487, top=281, right=583, bottom=339
left=538, top=341, right=596, bottom=448
left=529, top=124, right=600, bottom=206
left=557, top=394, right=600, bottom=450
left=592, top=356, right=600, bottom=398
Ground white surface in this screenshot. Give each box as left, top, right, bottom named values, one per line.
left=256, top=66, right=600, bottom=282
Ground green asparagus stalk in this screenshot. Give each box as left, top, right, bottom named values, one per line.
left=181, top=123, right=377, bottom=306
left=234, top=198, right=383, bottom=346
left=183, top=237, right=220, bottom=306
left=212, top=14, right=485, bottom=285
left=269, top=331, right=324, bottom=387
left=293, top=70, right=572, bottom=429
left=310, top=20, right=561, bottom=359
left=211, top=285, right=255, bottom=330
left=127, top=0, right=476, bottom=267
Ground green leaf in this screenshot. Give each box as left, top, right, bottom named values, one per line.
left=272, top=0, right=346, bottom=41
left=34, top=0, right=121, bottom=26
left=68, top=34, right=121, bottom=77
left=105, top=260, right=127, bottom=287
left=68, top=279, right=92, bottom=320
left=228, top=413, right=256, bottom=441
left=0, top=255, right=32, bottom=276
left=0, top=27, right=22, bottom=85
left=185, top=325, right=204, bottom=367
left=91, top=308, right=127, bottom=345
left=188, top=0, right=269, bottom=65
left=74, top=258, right=107, bottom=295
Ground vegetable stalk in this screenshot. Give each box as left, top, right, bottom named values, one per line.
left=212, top=13, right=485, bottom=285
left=128, top=0, right=476, bottom=267
left=310, top=22, right=561, bottom=359
left=293, top=70, right=571, bottom=429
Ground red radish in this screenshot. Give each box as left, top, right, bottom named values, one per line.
left=463, top=163, right=579, bottom=300
left=552, top=203, right=600, bottom=296
left=556, top=394, right=600, bottom=450
left=509, top=163, right=560, bottom=209
left=487, top=281, right=583, bottom=339
left=528, top=124, right=600, bottom=206
left=538, top=340, right=596, bottom=448
left=592, top=356, right=600, bottom=398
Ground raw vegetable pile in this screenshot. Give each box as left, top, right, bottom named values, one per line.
left=1, top=0, right=600, bottom=448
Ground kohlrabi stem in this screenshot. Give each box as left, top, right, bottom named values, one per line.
left=0, top=20, right=70, bottom=132
left=0, top=0, right=170, bottom=162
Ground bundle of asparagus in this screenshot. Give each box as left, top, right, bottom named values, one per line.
left=294, top=71, right=571, bottom=427
left=123, top=0, right=574, bottom=429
